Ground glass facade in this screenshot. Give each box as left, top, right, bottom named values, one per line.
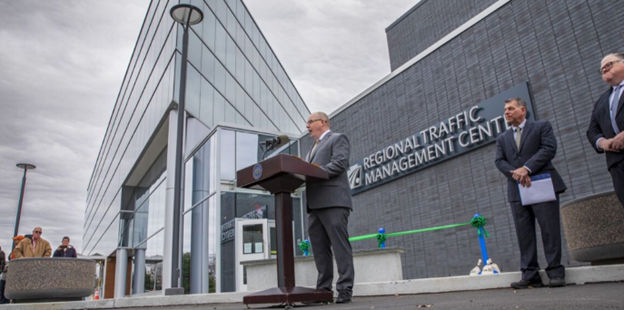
left=186, top=127, right=304, bottom=293
left=179, top=0, right=308, bottom=133
left=85, top=0, right=310, bottom=296
left=84, top=0, right=177, bottom=257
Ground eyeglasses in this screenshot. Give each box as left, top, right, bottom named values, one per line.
left=600, top=60, right=622, bottom=74
left=306, top=119, right=323, bottom=125
left=33, top=231, right=42, bottom=234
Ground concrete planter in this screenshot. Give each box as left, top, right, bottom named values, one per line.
left=242, top=248, right=404, bottom=292
left=5, top=257, right=96, bottom=302
left=561, top=191, right=624, bottom=263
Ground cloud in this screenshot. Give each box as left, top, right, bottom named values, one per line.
left=0, top=0, right=148, bottom=253
left=0, top=0, right=418, bottom=255
left=244, top=0, right=418, bottom=113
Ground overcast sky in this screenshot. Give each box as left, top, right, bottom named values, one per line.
left=0, top=0, right=417, bottom=254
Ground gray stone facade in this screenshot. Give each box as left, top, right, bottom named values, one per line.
left=306, top=0, right=624, bottom=280
left=386, top=0, right=496, bottom=71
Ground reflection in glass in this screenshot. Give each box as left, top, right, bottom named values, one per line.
left=144, top=230, right=164, bottom=291
left=184, top=159, right=193, bottom=212
left=147, top=180, right=166, bottom=237
left=236, top=132, right=258, bottom=170
left=182, top=211, right=191, bottom=294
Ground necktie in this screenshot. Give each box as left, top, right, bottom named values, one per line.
left=308, top=140, right=319, bottom=162
left=515, top=127, right=522, bottom=149
left=610, top=85, right=622, bottom=134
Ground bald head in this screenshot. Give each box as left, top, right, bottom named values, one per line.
left=32, top=227, right=42, bottom=241
left=306, top=112, right=330, bottom=140
left=600, top=53, right=624, bottom=86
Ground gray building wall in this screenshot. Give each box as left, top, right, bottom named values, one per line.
left=386, top=0, right=496, bottom=71
left=320, top=0, right=623, bottom=279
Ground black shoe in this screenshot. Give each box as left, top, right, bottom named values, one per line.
left=549, top=278, right=566, bottom=287
left=335, top=293, right=352, bottom=304
left=511, top=279, right=543, bottom=289
left=302, top=300, right=331, bottom=305
left=302, top=289, right=333, bottom=305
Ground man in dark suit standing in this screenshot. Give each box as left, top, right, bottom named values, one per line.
left=587, top=53, right=624, bottom=207
left=305, top=111, right=354, bottom=304
left=495, top=98, right=567, bottom=289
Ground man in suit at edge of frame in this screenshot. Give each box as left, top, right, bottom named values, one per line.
left=495, top=98, right=567, bottom=289
left=587, top=52, right=624, bottom=207
left=304, top=111, right=354, bottom=304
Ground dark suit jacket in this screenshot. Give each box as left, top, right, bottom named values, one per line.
left=587, top=87, right=624, bottom=169
left=306, top=131, right=353, bottom=210
left=495, top=119, right=566, bottom=203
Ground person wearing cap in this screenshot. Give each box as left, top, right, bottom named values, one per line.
left=14, top=227, right=51, bottom=258
left=9, top=235, right=24, bottom=260
left=53, top=236, right=77, bottom=258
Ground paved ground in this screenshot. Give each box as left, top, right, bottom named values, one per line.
left=109, top=282, right=624, bottom=310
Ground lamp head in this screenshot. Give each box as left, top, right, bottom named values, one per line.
left=170, top=4, right=203, bottom=26
left=16, top=163, right=36, bottom=170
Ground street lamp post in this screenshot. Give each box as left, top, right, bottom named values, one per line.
left=169, top=3, right=203, bottom=292
left=13, top=163, right=36, bottom=251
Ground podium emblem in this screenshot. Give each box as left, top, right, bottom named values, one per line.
left=252, top=164, right=263, bottom=180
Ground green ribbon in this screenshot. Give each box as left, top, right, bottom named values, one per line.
left=470, top=215, right=490, bottom=237
left=349, top=222, right=471, bottom=242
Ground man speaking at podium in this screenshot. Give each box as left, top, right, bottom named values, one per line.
left=305, top=111, right=354, bottom=304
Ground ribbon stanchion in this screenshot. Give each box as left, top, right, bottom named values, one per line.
left=470, top=213, right=490, bottom=264
left=298, top=239, right=310, bottom=256
left=377, top=228, right=386, bottom=248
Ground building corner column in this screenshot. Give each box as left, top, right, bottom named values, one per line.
left=114, top=248, right=128, bottom=299
left=163, top=109, right=182, bottom=291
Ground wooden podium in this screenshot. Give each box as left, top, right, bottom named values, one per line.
left=236, top=154, right=333, bottom=306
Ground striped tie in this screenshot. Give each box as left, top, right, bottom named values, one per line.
left=515, top=127, right=522, bottom=149
left=610, top=85, right=622, bottom=134
left=308, top=140, right=319, bottom=162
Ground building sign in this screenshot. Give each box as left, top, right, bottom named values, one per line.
left=348, top=82, right=534, bottom=195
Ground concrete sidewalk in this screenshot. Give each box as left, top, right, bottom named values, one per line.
left=1, top=264, right=623, bottom=309
left=286, top=282, right=624, bottom=310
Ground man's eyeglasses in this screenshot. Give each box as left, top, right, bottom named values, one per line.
left=33, top=231, right=42, bottom=234
left=306, top=119, right=323, bottom=125
left=600, top=60, right=622, bottom=74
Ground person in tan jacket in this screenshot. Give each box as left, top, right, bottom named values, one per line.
left=14, top=227, right=51, bottom=258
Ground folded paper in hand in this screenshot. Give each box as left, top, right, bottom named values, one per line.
left=518, top=173, right=556, bottom=206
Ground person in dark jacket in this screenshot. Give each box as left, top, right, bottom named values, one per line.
left=305, top=112, right=354, bottom=304
left=0, top=246, right=5, bottom=272
left=495, top=98, right=566, bottom=289
left=0, top=246, right=6, bottom=304
left=587, top=53, right=624, bottom=207
left=53, top=236, right=77, bottom=258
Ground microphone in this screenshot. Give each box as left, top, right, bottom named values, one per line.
left=261, top=135, right=290, bottom=152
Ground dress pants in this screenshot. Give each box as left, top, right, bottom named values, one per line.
left=308, top=207, right=354, bottom=295
left=609, top=160, right=624, bottom=207
left=510, top=197, right=565, bottom=281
